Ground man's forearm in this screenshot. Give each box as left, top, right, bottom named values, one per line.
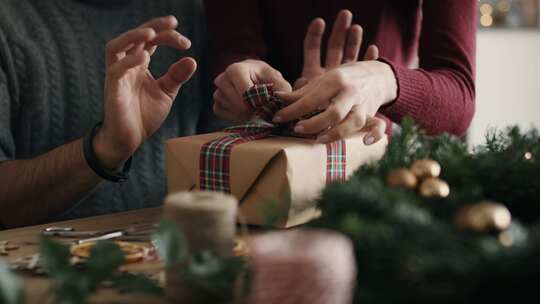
left=0, top=138, right=101, bottom=227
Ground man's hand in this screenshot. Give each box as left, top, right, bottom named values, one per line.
left=212, top=60, right=292, bottom=124
left=94, top=16, right=197, bottom=170
left=0, top=16, right=197, bottom=227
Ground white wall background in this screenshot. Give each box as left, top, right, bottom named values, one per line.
left=470, top=30, right=540, bottom=145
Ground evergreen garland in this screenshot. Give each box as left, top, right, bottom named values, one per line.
left=311, top=118, right=540, bottom=303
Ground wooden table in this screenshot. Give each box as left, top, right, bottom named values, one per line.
left=0, top=207, right=166, bottom=303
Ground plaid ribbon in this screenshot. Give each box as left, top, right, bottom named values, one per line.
left=200, top=84, right=346, bottom=193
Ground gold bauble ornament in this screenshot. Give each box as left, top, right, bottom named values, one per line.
left=386, top=168, right=418, bottom=189
left=419, top=177, right=450, bottom=198
left=455, top=201, right=512, bottom=233
left=411, top=159, right=442, bottom=179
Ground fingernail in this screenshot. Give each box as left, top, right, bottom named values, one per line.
left=317, top=135, right=330, bottom=143
left=294, top=124, right=305, bottom=133
left=273, top=116, right=283, bottom=123
left=364, top=135, right=376, bottom=145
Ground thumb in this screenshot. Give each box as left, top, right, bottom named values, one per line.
left=274, top=87, right=305, bottom=104
left=257, top=66, right=292, bottom=93
left=272, top=77, right=293, bottom=93
left=275, top=76, right=312, bottom=103
left=361, top=117, right=386, bottom=145
left=157, top=57, right=197, bottom=98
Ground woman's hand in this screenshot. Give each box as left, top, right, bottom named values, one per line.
left=273, top=11, right=397, bottom=144
left=94, top=16, right=197, bottom=170
left=294, top=9, right=379, bottom=90
left=274, top=61, right=396, bottom=140
left=284, top=10, right=389, bottom=145
left=275, top=61, right=396, bottom=144
left=213, top=60, right=292, bottom=124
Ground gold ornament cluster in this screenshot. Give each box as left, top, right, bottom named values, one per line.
left=386, top=158, right=513, bottom=239
left=386, top=159, right=449, bottom=198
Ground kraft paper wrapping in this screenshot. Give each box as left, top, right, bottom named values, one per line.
left=166, top=131, right=387, bottom=228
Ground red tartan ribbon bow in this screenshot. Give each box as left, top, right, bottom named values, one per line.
left=200, top=84, right=346, bottom=193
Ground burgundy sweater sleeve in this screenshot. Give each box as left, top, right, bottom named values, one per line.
left=379, top=0, right=477, bottom=137
left=204, top=0, right=267, bottom=79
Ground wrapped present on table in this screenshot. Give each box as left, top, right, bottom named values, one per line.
left=166, top=84, right=387, bottom=227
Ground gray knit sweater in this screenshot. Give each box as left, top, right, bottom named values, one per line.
left=0, top=0, right=220, bottom=221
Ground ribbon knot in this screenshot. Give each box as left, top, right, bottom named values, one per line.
left=200, top=84, right=346, bottom=193
left=243, top=83, right=285, bottom=123
left=239, top=84, right=322, bottom=138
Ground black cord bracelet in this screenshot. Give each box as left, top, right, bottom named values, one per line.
left=83, top=122, right=132, bottom=183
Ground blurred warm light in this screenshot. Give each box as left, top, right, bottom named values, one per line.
left=480, top=3, right=494, bottom=15
left=480, top=14, right=494, bottom=27
left=497, top=0, right=511, bottom=13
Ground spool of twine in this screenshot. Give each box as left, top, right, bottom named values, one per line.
left=163, top=191, right=238, bottom=303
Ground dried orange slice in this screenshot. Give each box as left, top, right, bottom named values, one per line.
left=70, top=241, right=149, bottom=263
left=233, top=238, right=249, bottom=257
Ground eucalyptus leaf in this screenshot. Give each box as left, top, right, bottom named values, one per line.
left=38, top=236, right=168, bottom=304
left=40, top=238, right=94, bottom=304
left=186, top=251, right=221, bottom=277
left=0, top=259, right=23, bottom=304
left=152, top=220, right=186, bottom=266
left=261, top=200, right=288, bottom=228
left=53, top=271, right=93, bottom=304
left=111, top=273, right=164, bottom=296
left=152, top=220, right=247, bottom=299
left=39, top=237, right=71, bottom=275
left=183, top=250, right=246, bottom=295
left=85, top=241, right=124, bottom=283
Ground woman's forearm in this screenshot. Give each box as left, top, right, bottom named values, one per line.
left=378, top=0, right=477, bottom=137
left=378, top=61, right=475, bottom=137
left=0, top=138, right=101, bottom=227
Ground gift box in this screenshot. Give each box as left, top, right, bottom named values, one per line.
left=166, top=85, right=387, bottom=227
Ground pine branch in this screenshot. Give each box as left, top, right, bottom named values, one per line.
left=312, top=118, right=540, bottom=303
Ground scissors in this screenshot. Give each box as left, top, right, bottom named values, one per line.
left=42, top=227, right=102, bottom=237
left=42, top=224, right=156, bottom=240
